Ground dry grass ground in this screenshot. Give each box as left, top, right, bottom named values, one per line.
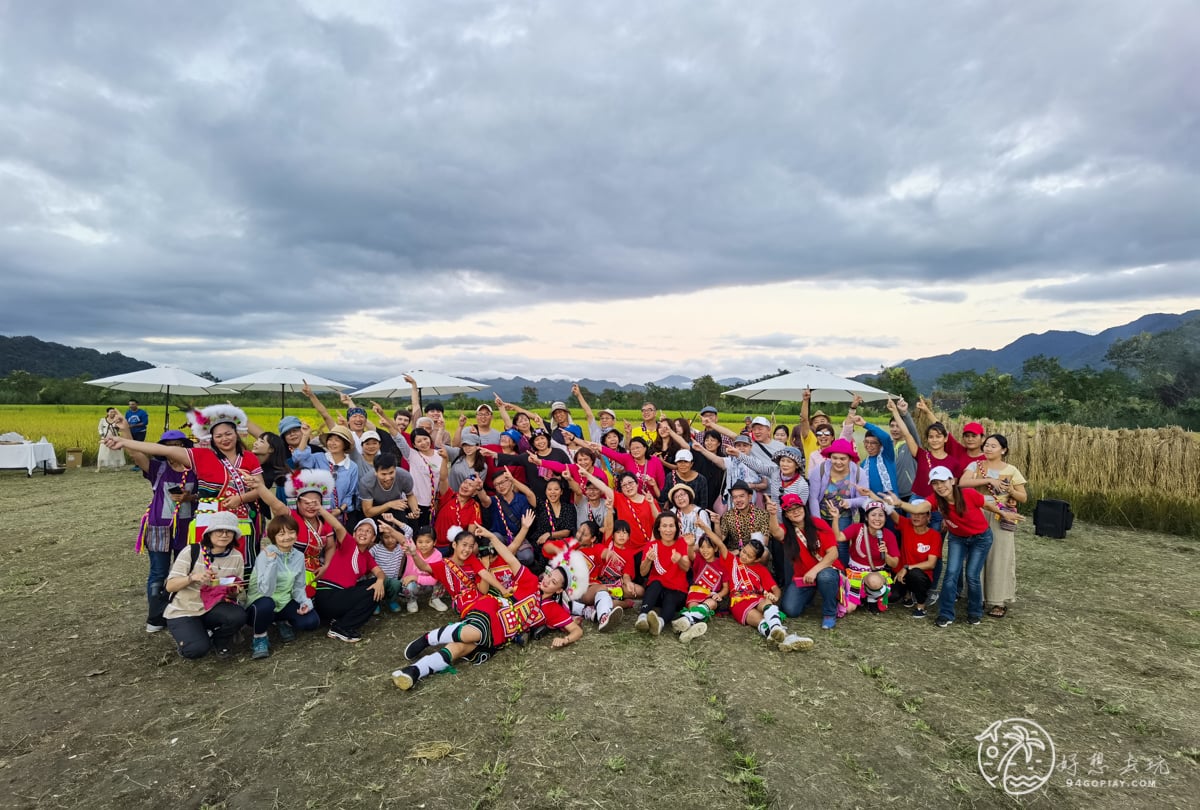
left=0, top=470, right=1197, bottom=809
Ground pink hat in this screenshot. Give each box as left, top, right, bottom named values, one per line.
left=820, top=438, right=860, bottom=463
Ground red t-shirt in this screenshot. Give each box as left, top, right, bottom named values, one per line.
left=789, top=517, right=841, bottom=581
left=478, top=567, right=574, bottom=644
left=689, top=556, right=726, bottom=595
left=728, top=558, right=777, bottom=599
left=434, top=491, right=483, bottom=550
left=429, top=555, right=486, bottom=614
left=615, top=493, right=656, bottom=553
left=645, top=538, right=691, bottom=592
left=844, top=523, right=900, bottom=570
left=896, top=516, right=942, bottom=569
left=591, top=539, right=637, bottom=586
left=320, top=539, right=378, bottom=589
left=941, top=487, right=990, bottom=536
left=291, top=509, right=334, bottom=582
left=912, top=450, right=963, bottom=499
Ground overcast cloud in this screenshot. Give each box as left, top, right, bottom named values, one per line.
left=2, top=0, right=1198, bottom=382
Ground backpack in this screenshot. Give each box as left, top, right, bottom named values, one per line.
left=166, top=545, right=202, bottom=603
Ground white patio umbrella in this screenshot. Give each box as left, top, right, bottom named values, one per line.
left=350, top=370, right=486, bottom=400
left=722, top=366, right=892, bottom=403
left=85, top=366, right=236, bottom=430
left=218, top=368, right=350, bottom=418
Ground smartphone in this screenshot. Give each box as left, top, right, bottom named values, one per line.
left=218, top=576, right=238, bottom=586
left=167, top=486, right=183, bottom=495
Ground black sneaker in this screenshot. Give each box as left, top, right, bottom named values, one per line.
left=935, top=617, right=954, bottom=628
left=391, top=665, right=419, bottom=690
left=967, top=615, right=982, bottom=626
left=327, top=626, right=361, bottom=643
left=216, top=645, right=236, bottom=659
left=911, top=608, right=927, bottom=619
left=405, top=634, right=431, bottom=660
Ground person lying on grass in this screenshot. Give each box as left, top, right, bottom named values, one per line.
left=390, top=522, right=585, bottom=691
left=726, top=534, right=814, bottom=652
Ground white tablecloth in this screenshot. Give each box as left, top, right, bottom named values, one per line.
left=0, top=442, right=58, bottom=474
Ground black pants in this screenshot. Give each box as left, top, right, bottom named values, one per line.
left=892, top=568, right=932, bottom=605
left=314, top=583, right=377, bottom=634
left=639, top=581, right=687, bottom=622
left=166, top=602, right=247, bottom=659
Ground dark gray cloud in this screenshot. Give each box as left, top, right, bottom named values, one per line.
left=1023, top=264, right=1200, bottom=302
left=2, top=0, right=1198, bottom=355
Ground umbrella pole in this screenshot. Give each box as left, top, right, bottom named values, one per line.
left=164, top=386, right=171, bottom=431
left=281, top=385, right=286, bottom=419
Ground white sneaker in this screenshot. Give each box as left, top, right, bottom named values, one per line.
left=634, top=613, right=649, bottom=632
left=778, top=633, right=814, bottom=652
left=145, top=622, right=165, bottom=634
left=598, top=605, right=622, bottom=631
left=648, top=610, right=662, bottom=636
left=769, top=625, right=786, bottom=643
left=671, top=616, right=691, bottom=634
left=679, top=622, right=708, bottom=643
left=406, top=599, right=418, bottom=614
left=430, top=597, right=449, bottom=613
left=582, top=605, right=597, bottom=622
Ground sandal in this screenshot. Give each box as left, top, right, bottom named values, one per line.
left=987, top=605, right=1007, bottom=619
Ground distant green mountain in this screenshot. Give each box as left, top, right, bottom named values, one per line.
left=0, top=335, right=152, bottom=378
left=890, top=310, right=1200, bottom=392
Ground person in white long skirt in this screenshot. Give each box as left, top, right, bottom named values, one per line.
left=97, top=407, right=126, bottom=470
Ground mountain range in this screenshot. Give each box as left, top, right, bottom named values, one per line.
left=4, top=310, right=1197, bottom=397
left=892, top=310, right=1200, bottom=391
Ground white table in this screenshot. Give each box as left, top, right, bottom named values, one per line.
left=0, top=442, right=59, bottom=475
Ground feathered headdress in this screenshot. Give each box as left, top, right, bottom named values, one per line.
left=186, top=404, right=249, bottom=442
left=284, top=468, right=336, bottom=509
left=547, top=540, right=590, bottom=602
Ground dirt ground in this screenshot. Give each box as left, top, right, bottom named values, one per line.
left=0, top=469, right=1197, bottom=810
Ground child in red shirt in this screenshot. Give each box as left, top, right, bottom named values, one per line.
left=727, top=535, right=813, bottom=652
left=670, top=535, right=729, bottom=643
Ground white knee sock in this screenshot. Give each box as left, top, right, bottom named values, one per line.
left=427, top=622, right=462, bottom=646
left=594, top=591, right=614, bottom=616
left=415, top=648, right=452, bottom=678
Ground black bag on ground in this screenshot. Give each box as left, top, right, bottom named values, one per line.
left=1033, top=499, right=1074, bottom=539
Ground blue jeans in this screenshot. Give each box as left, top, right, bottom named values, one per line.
left=147, top=551, right=173, bottom=625
left=937, top=528, right=993, bottom=622
left=834, top=512, right=854, bottom=565
left=246, top=596, right=321, bottom=635
left=780, top=568, right=841, bottom=619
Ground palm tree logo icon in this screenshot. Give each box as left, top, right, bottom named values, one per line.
left=976, top=717, right=1056, bottom=796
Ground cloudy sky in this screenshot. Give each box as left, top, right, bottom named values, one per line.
left=3, top=0, right=1198, bottom=385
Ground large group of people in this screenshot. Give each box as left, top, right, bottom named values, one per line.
left=101, top=376, right=1028, bottom=690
